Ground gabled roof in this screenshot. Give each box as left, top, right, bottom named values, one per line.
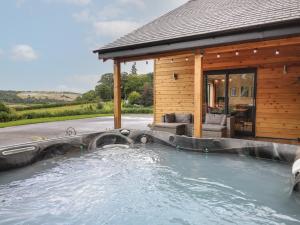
left=94, top=0, right=300, bottom=58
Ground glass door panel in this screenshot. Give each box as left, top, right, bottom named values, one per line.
left=206, top=75, right=226, bottom=114
left=205, top=69, right=256, bottom=138
left=228, top=73, right=255, bottom=136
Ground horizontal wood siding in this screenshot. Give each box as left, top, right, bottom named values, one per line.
left=154, top=36, right=300, bottom=139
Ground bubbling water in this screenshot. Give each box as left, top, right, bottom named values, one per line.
left=0, top=144, right=299, bottom=225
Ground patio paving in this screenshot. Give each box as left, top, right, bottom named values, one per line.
left=0, top=114, right=153, bottom=147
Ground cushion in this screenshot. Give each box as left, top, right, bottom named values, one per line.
left=165, top=113, right=175, bottom=123
left=203, top=124, right=226, bottom=132
left=153, top=123, right=187, bottom=135
left=175, top=114, right=192, bottom=123
left=205, top=113, right=226, bottom=126
left=155, top=123, right=186, bottom=129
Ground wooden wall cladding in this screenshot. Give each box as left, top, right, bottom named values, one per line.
left=154, top=53, right=195, bottom=123
left=154, top=37, right=300, bottom=139
left=256, top=65, right=300, bottom=139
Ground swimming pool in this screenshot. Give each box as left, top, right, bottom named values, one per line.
left=0, top=130, right=299, bottom=225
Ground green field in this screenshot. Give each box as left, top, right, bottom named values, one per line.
left=0, top=101, right=152, bottom=128
left=0, top=114, right=112, bottom=128
left=16, top=103, right=98, bottom=116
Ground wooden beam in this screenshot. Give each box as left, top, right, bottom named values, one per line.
left=114, top=60, right=121, bottom=129
left=205, top=36, right=300, bottom=54
left=153, top=59, right=157, bottom=125
left=194, top=50, right=204, bottom=138
left=116, top=50, right=193, bottom=63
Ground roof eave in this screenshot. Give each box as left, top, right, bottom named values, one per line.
left=93, top=20, right=300, bottom=60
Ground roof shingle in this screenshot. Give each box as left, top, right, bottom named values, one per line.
left=96, top=0, right=300, bottom=52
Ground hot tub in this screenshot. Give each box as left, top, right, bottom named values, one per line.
left=0, top=130, right=299, bottom=225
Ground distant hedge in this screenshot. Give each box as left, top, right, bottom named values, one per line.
left=0, top=102, right=17, bottom=122
left=0, top=107, right=153, bottom=122
left=13, top=101, right=88, bottom=111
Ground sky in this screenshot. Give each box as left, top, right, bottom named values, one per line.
left=0, top=0, right=187, bottom=93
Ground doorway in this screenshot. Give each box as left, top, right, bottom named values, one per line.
left=204, top=69, right=257, bottom=137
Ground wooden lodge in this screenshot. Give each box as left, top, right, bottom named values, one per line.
left=94, top=0, right=300, bottom=141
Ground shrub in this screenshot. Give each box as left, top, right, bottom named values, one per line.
left=128, top=91, right=141, bottom=105
left=14, top=102, right=85, bottom=111
left=0, top=112, right=10, bottom=122
left=0, top=102, right=10, bottom=113
left=103, top=101, right=113, bottom=112
left=0, top=102, right=19, bottom=122
left=0, top=111, right=20, bottom=122
left=97, top=101, right=104, bottom=110
left=79, top=90, right=97, bottom=103
left=122, top=107, right=153, bottom=114
left=23, top=111, right=52, bottom=119
left=86, top=104, right=94, bottom=111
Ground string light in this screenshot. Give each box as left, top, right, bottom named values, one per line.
left=275, top=50, right=280, bottom=55
left=217, top=54, right=221, bottom=58
left=171, top=58, right=174, bottom=63
left=235, top=51, right=239, bottom=56
left=253, top=49, right=258, bottom=54
left=185, top=57, right=189, bottom=61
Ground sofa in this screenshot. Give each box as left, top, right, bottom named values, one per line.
left=152, top=113, right=234, bottom=138
left=203, top=113, right=234, bottom=138
left=152, top=113, right=193, bottom=136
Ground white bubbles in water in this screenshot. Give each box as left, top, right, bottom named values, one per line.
left=141, top=136, right=148, bottom=144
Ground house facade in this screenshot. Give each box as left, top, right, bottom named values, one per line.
left=94, top=0, right=300, bottom=140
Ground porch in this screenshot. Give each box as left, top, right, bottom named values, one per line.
left=111, top=36, right=300, bottom=141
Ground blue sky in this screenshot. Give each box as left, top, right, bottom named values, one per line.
left=0, top=0, right=186, bottom=93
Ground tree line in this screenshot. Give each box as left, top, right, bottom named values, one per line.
left=77, top=64, right=153, bottom=107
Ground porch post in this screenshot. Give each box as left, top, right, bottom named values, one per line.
left=194, top=50, right=204, bottom=138
left=113, top=60, right=121, bottom=129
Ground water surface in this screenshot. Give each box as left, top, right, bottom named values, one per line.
left=0, top=144, right=299, bottom=225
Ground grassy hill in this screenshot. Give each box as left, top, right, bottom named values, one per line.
left=0, top=90, right=81, bottom=104
left=17, top=91, right=81, bottom=102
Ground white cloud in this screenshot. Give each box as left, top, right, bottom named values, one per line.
left=72, top=5, right=124, bottom=24
left=72, top=0, right=189, bottom=48
left=93, top=20, right=140, bottom=38
left=11, top=44, right=38, bottom=61
left=0, top=49, right=4, bottom=58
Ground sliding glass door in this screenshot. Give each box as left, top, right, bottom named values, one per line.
left=206, top=74, right=226, bottom=114
left=205, top=69, right=256, bottom=137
